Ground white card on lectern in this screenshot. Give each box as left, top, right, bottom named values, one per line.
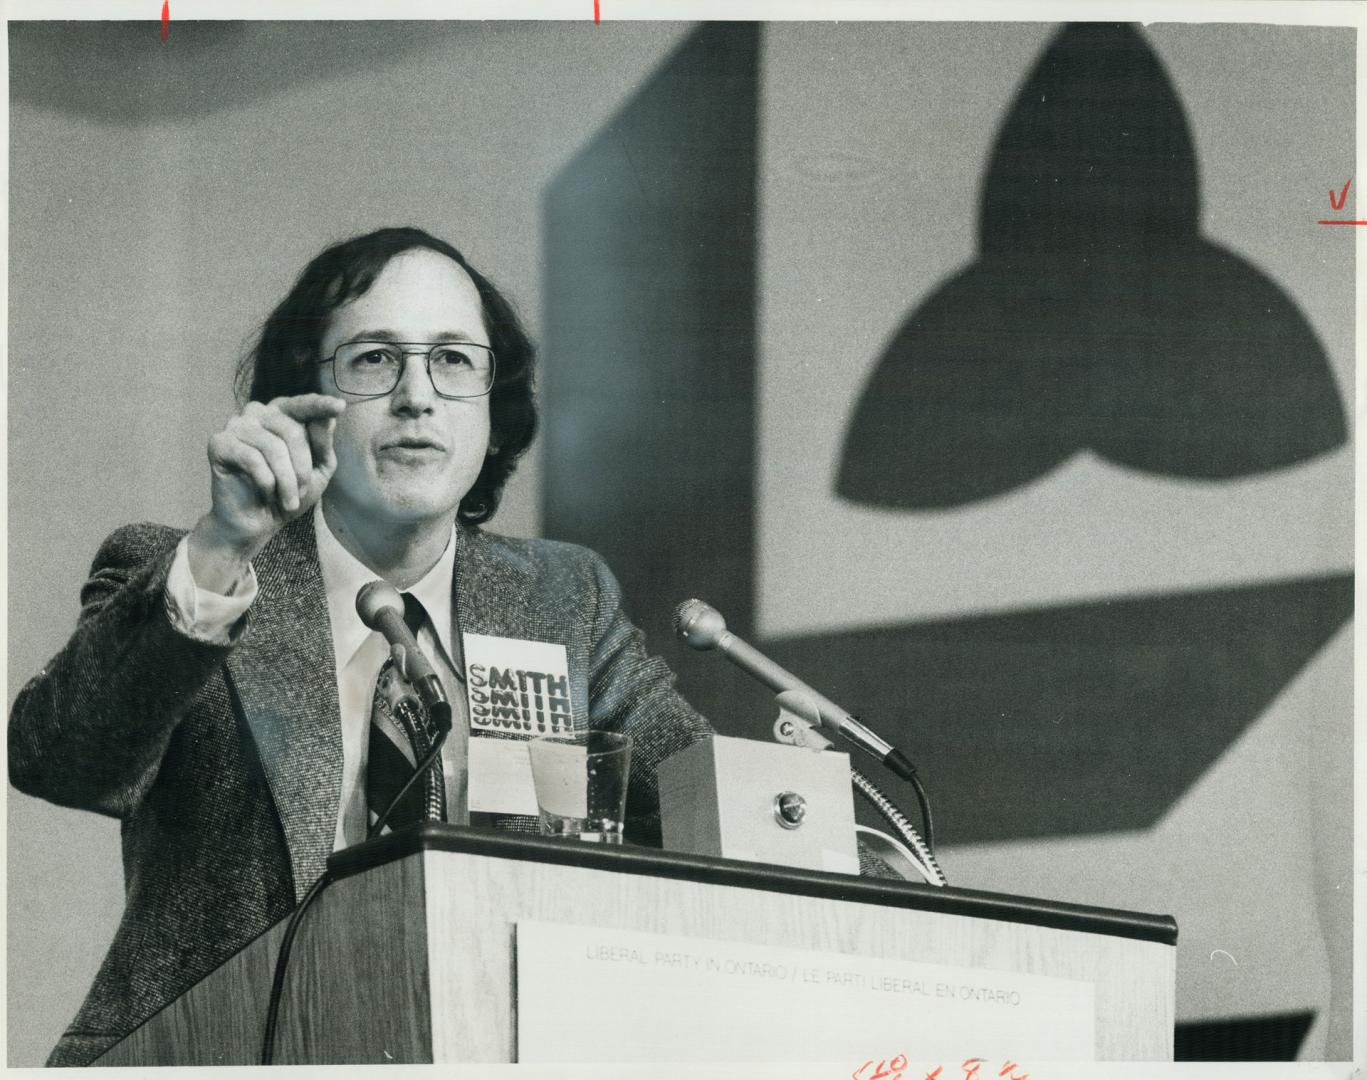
left=463, top=632, right=574, bottom=735
left=467, top=736, right=539, bottom=815
left=524, top=741, right=589, bottom=818
left=516, top=921, right=1096, bottom=1063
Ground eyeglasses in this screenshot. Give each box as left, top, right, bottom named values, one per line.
left=319, top=341, right=496, bottom=399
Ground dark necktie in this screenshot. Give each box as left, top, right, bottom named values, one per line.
left=365, top=593, right=446, bottom=833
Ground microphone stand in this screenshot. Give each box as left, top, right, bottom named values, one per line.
left=775, top=694, right=947, bottom=887
left=368, top=706, right=452, bottom=841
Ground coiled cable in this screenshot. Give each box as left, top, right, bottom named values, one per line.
left=851, top=766, right=947, bottom=887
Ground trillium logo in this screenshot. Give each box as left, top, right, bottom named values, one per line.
left=839, top=24, right=1346, bottom=510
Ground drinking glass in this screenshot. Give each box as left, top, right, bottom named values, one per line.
left=528, top=731, right=633, bottom=844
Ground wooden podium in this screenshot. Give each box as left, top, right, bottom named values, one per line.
left=95, top=825, right=1176, bottom=1065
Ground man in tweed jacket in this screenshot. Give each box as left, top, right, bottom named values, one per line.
left=9, top=228, right=712, bottom=1065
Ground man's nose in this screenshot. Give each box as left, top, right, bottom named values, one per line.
left=390, top=353, right=436, bottom=414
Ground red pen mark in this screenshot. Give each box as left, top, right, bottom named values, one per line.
left=884, top=1061, right=1025, bottom=1080
left=1317, top=177, right=1363, bottom=223
left=160, top=0, right=169, bottom=41
left=852, top=1055, right=907, bottom=1080
left=593, top=0, right=600, bottom=23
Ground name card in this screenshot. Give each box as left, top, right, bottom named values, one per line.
left=464, top=633, right=574, bottom=735
left=462, top=632, right=572, bottom=816
left=516, top=922, right=1095, bottom=1063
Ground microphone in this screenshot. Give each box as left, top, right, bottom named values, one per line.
left=356, top=581, right=452, bottom=732
left=673, top=598, right=916, bottom=782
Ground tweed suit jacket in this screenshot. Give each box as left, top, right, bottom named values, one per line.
left=9, top=515, right=713, bottom=1067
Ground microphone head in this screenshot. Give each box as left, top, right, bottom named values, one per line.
left=356, top=580, right=404, bottom=629
left=673, top=599, right=727, bottom=650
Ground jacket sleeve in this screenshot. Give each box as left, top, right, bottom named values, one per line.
left=582, top=553, right=714, bottom=846
left=8, top=524, right=242, bottom=819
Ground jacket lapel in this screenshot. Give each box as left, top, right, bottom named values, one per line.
left=453, top=526, right=527, bottom=640
left=225, top=516, right=342, bottom=903
left=454, top=528, right=589, bottom=732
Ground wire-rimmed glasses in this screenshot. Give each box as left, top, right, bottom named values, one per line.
left=319, top=341, right=496, bottom=399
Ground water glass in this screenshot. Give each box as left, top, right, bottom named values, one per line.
left=528, top=730, right=633, bottom=844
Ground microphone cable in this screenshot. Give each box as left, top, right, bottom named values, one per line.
left=851, top=767, right=947, bottom=887
left=844, top=709, right=937, bottom=855
left=263, top=685, right=449, bottom=1062
left=261, top=722, right=448, bottom=1065
left=260, top=867, right=334, bottom=1065
left=910, top=771, right=935, bottom=854
left=367, top=729, right=449, bottom=841
left=889, top=750, right=936, bottom=854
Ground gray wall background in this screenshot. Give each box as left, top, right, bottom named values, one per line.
left=757, top=24, right=1353, bottom=1061
left=8, top=20, right=1354, bottom=1066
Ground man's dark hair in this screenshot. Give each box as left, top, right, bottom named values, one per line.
left=237, top=226, right=537, bottom=526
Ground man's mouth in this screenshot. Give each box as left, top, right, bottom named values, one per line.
left=381, top=437, right=446, bottom=452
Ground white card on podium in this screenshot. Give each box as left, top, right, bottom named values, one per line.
left=467, top=736, right=539, bottom=815
left=515, top=922, right=1095, bottom=1063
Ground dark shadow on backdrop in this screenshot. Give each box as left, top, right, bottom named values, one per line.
left=839, top=23, right=1347, bottom=508
left=542, top=22, right=1352, bottom=845
left=543, top=22, right=764, bottom=730
left=766, top=575, right=1351, bottom=844
left=1175, top=1010, right=1315, bottom=1061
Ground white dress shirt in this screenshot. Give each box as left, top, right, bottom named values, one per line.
left=164, top=504, right=469, bottom=850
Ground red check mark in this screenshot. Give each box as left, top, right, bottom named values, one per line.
left=1329, top=178, right=1351, bottom=211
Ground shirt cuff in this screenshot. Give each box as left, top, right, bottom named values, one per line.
left=164, top=535, right=258, bottom=644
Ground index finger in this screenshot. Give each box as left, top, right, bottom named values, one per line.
left=272, top=394, right=348, bottom=422
left=306, top=416, right=338, bottom=476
